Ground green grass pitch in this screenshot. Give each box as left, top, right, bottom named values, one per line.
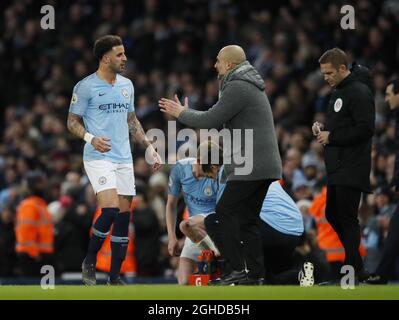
left=0, top=284, right=398, bottom=300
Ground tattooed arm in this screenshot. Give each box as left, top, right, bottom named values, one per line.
left=128, top=112, right=161, bottom=170
left=67, top=112, right=86, bottom=139
left=127, top=112, right=152, bottom=147
left=67, top=112, right=111, bottom=153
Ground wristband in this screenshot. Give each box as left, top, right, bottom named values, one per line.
left=84, top=132, right=94, bottom=144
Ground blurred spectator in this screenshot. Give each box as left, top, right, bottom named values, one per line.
left=148, top=172, right=168, bottom=233
left=283, top=147, right=303, bottom=193
left=50, top=194, right=93, bottom=275
left=292, top=177, right=313, bottom=202
left=132, top=188, right=161, bottom=276
left=363, top=187, right=397, bottom=272
left=14, top=171, right=54, bottom=277
left=296, top=199, right=315, bottom=233
left=0, top=205, right=16, bottom=276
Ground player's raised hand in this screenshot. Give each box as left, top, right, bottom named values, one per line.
left=158, top=94, right=188, bottom=118
left=92, top=136, right=111, bottom=153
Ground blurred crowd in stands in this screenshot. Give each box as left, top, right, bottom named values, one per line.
left=0, top=0, right=399, bottom=282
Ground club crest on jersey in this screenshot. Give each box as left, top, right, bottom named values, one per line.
left=204, top=186, right=213, bottom=196
left=334, top=98, right=343, bottom=112
left=98, top=176, right=107, bottom=185
left=71, top=93, right=78, bottom=104
left=121, top=88, right=129, bottom=98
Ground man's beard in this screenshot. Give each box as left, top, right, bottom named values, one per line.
left=111, top=65, right=123, bottom=74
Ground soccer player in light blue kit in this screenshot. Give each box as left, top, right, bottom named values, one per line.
left=67, top=35, right=161, bottom=285
left=166, top=142, right=221, bottom=285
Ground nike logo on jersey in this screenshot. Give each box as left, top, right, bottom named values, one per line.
left=99, top=92, right=106, bottom=96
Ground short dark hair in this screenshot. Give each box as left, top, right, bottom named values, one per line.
left=387, top=79, right=399, bottom=94
left=197, top=141, right=223, bottom=174
left=24, top=170, right=45, bottom=194
left=93, top=35, right=123, bottom=61
left=318, top=48, right=349, bottom=70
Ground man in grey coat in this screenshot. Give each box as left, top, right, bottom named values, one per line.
left=159, top=45, right=282, bottom=285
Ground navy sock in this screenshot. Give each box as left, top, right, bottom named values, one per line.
left=85, top=207, right=119, bottom=265
left=109, top=211, right=130, bottom=280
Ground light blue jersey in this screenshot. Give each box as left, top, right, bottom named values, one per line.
left=69, top=73, right=134, bottom=163
left=217, top=166, right=304, bottom=236
left=168, top=158, right=218, bottom=216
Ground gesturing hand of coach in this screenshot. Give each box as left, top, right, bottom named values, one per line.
left=159, top=94, right=189, bottom=118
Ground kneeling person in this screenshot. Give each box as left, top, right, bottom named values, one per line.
left=181, top=164, right=314, bottom=286
left=166, top=143, right=221, bottom=284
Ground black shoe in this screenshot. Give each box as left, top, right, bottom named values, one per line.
left=211, top=270, right=248, bottom=286
left=208, top=278, right=221, bottom=286
left=107, top=277, right=127, bottom=285
left=364, top=274, right=387, bottom=285
left=82, top=259, right=96, bottom=286
left=238, top=277, right=264, bottom=285
left=357, top=268, right=370, bottom=282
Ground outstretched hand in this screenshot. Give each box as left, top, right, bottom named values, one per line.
left=159, top=94, right=189, bottom=118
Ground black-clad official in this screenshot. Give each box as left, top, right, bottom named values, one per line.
left=313, top=48, right=375, bottom=280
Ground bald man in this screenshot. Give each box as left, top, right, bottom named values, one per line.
left=159, top=45, right=282, bottom=285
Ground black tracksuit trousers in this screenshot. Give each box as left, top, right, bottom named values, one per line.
left=214, top=179, right=273, bottom=278
left=325, top=185, right=363, bottom=274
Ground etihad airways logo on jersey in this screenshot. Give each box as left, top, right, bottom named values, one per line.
left=99, top=103, right=130, bottom=113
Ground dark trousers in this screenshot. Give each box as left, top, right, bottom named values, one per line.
left=204, top=213, right=301, bottom=283
left=377, top=203, right=399, bottom=278
left=215, top=179, right=272, bottom=278
left=325, top=185, right=363, bottom=273
left=260, top=221, right=302, bottom=284
left=16, top=253, right=54, bottom=277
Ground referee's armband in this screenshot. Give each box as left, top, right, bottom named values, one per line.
left=84, top=132, right=94, bottom=144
